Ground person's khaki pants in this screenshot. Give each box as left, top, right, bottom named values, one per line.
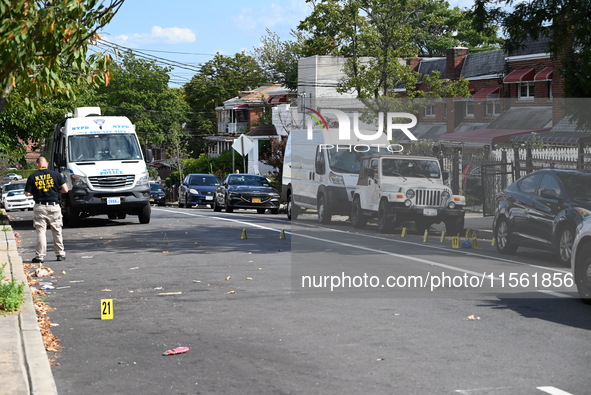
left=33, top=204, right=65, bottom=259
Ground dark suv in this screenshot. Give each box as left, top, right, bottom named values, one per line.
left=493, top=169, right=591, bottom=266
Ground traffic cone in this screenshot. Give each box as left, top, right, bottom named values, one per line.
left=423, top=229, right=429, bottom=243
left=240, top=229, right=248, bottom=239
left=401, top=227, right=407, bottom=237
left=440, top=231, right=446, bottom=243
left=279, top=229, right=286, bottom=239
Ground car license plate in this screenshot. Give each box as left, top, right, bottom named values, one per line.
left=205, top=196, right=213, bottom=201
left=252, top=198, right=261, bottom=203
left=107, top=197, right=121, bottom=205
left=423, top=208, right=437, bottom=216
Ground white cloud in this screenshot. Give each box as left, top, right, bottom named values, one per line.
left=113, top=26, right=196, bottom=47
left=232, top=1, right=311, bottom=34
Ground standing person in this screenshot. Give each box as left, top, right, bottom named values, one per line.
left=24, top=156, right=69, bottom=263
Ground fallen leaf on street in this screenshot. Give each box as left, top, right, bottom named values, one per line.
left=465, top=315, right=480, bottom=321
left=227, top=290, right=236, bottom=294
left=246, top=277, right=253, bottom=280
left=226, top=276, right=231, bottom=281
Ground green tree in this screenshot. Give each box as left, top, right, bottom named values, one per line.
left=94, top=52, right=191, bottom=146
left=183, top=52, right=270, bottom=142
left=298, top=0, right=475, bottom=98
left=0, top=0, right=124, bottom=113
left=251, top=29, right=305, bottom=90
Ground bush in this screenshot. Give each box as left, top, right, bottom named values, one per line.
left=0, top=263, right=25, bottom=312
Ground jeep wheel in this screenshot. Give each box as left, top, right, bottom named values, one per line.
left=350, top=196, right=367, bottom=229
left=317, top=194, right=331, bottom=224
left=574, top=243, right=591, bottom=304
left=377, top=200, right=393, bottom=233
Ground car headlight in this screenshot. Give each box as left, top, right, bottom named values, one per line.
left=328, top=172, right=345, bottom=185
left=189, top=188, right=199, bottom=194
left=270, top=193, right=280, bottom=198
left=136, top=172, right=149, bottom=186
left=442, top=190, right=451, bottom=200
left=406, top=189, right=415, bottom=199
left=72, top=174, right=88, bottom=187
left=575, top=207, right=591, bottom=219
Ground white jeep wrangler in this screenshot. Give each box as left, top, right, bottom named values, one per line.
left=351, top=154, right=466, bottom=234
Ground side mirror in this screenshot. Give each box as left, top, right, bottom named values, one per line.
left=540, top=189, right=559, bottom=200
left=143, top=148, right=154, bottom=163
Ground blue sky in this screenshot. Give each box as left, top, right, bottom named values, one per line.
left=98, top=0, right=474, bottom=87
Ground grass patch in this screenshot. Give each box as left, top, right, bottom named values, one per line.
left=0, top=263, right=25, bottom=312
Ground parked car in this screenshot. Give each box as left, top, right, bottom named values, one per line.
left=178, top=173, right=220, bottom=208
left=493, top=169, right=591, bottom=266
left=572, top=217, right=591, bottom=303
left=3, top=190, right=34, bottom=211
left=149, top=183, right=166, bottom=206
left=1, top=181, right=26, bottom=208
left=213, top=174, right=280, bottom=214
left=3, top=173, right=23, bottom=182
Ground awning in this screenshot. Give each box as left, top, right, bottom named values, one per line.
left=268, top=95, right=288, bottom=104
left=439, top=128, right=548, bottom=146
left=503, top=68, right=535, bottom=83
left=472, top=87, right=500, bottom=99
left=510, top=131, right=591, bottom=147
left=534, top=67, right=554, bottom=81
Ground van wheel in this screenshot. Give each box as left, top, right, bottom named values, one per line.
left=350, top=196, right=367, bottom=229
left=377, top=201, right=394, bottom=233
left=138, top=204, right=151, bottom=224
left=287, top=194, right=299, bottom=220
left=64, top=201, right=80, bottom=227
left=574, top=243, right=591, bottom=304
left=317, top=194, right=331, bottom=224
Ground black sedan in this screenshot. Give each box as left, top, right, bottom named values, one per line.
left=213, top=174, right=280, bottom=214
left=149, top=183, right=166, bottom=206
left=493, top=169, right=591, bottom=266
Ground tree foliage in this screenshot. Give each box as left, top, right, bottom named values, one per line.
left=298, top=0, right=474, bottom=98
left=0, top=0, right=124, bottom=113
left=183, top=52, right=270, bottom=138
left=251, top=29, right=305, bottom=90
left=94, top=52, right=191, bottom=146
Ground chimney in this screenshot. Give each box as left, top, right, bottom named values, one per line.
left=446, top=46, right=469, bottom=80
left=408, top=55, right=422, bottom=72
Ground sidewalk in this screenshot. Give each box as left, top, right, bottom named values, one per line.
left=0, top=213, right=57, bottom=395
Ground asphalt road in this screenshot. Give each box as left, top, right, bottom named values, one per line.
left=9, top=207, right=590, bottom=395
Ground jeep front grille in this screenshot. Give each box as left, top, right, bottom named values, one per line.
left=415, top=189, right=442, bottom=206
left=89, top=175, right=135, bottom=189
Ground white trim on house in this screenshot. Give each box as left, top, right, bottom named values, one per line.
left=466, top=74, right=502, bottom=81
left=505, top=53, right=551, bottom=62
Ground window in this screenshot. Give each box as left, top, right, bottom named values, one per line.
left=486, top=101, right=500, bottom=116
left=519, top=82, right=535, bottom=99
left=425, top=104, right=435, bottom=117
left=519, top=173, right=542, bottom=194
left=538, top=174, right=563, bottom=198
left=465, top=102, right=475, bottom=117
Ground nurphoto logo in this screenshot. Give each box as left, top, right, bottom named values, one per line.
left=305, top=108, right=418, bottom=141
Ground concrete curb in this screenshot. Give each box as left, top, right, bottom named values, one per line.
left=3, top=220, right=58, bottom=395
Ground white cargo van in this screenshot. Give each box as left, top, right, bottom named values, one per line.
left=48, top=107, right=152, bottom=226
left=282, top=127, right=391, bottom=223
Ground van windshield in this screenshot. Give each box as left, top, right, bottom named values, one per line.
left=326, top=146, right=384, bottom=174
left=68, top=134, right=142, bottom=162
left=383, top=158, right=441, bottom=179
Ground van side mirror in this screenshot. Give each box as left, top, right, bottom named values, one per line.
left=143, top=148, right=153, bottom=163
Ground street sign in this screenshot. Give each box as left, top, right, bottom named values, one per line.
left=232, top=134, right=254, bottom=156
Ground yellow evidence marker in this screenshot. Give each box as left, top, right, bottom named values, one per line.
left=101, top=299, right=114, bottom=320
